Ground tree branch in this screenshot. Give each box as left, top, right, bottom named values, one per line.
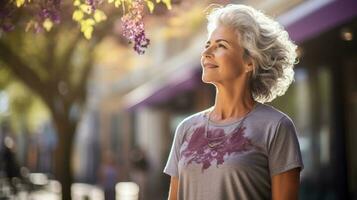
left=57, top=29, right=82, bottom=81
left=68, top=49, right=94, bottom=105
left=45, top=29, right=58, bottom=78
left=0, top=40, right=54, bottom=106
left=64, top=17, right=117, bottom=104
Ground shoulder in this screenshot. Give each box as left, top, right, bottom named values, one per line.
left=251, top=103, right=294, bottom=126
left=173, top=109, right=208, bottom=143
left=177, top=109, right=209, bottom=130
left=254, top=104, right=298, bottom=142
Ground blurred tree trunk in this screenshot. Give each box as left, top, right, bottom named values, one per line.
left=0, top=28, right=94, bottom=200
left=52, top=113, right=76, bottom=200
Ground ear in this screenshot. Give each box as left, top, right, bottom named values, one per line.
left=244, top=57, right=254, bottom=73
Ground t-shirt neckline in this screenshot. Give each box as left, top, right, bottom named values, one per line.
left=204, top=102, right=262, bottom=127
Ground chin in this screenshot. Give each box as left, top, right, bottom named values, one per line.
left=202, top=75, right=217, bottom=84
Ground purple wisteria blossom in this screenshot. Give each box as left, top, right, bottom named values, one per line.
left=0, top=0, right=16, bottom=32
left=85, top=0, right=103, bottom=12
left=121, top=0, right=150, bottom=54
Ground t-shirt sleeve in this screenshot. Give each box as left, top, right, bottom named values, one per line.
left=268, top=116, right=304, bottom=176
left=163, top=121, right=186, bottom=177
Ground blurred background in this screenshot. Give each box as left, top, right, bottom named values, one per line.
left=0, top=0, right=357, bottom=199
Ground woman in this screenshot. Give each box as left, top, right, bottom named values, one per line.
left=164, top=4, right=304, bottom=200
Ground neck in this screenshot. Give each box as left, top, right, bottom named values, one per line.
left=211, top=79, right=256, bottom=121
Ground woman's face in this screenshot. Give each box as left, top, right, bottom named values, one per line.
left=201, top=25, right=252, bottom=84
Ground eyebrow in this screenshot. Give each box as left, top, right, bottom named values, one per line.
left=206, top=39, right=231, bottom=45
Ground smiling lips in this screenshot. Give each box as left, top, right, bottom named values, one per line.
left=203, top=63, right=219, bottom=68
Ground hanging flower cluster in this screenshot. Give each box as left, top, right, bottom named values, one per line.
left=111, top=0, right=172, bottom=54
left=120, top=0, right=149, bottom=54
left=0, top=0, right=172, bottom=54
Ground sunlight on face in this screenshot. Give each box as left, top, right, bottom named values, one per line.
left=201, top=25, right=251, bottom=85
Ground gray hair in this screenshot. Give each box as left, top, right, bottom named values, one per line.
left=206, top=4, right=298, bottom=103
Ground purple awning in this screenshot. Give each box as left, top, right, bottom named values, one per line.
left=285, top=0, right=357, bottom=43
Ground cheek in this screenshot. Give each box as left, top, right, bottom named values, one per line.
left=220, top=54, right=244, bottom=72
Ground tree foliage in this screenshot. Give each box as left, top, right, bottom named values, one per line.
left=0, top=1, right=172, bottom=199
left=1, top=0, right=172, bottom=54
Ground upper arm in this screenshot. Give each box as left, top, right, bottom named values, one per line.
left=168, top=176, right=179, bottom=200
left=164, top=120, right=187, bottom=177
left=268, top=116, right=304, bottom=176
left=271, top=167, right=301, bottom=200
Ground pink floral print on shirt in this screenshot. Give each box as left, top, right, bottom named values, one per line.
left=181, top=123, right=254, bottom=171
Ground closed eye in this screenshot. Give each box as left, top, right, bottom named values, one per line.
left=204, top=43, right=227, bottom=49
left=218, top=44, right=227, bottom=49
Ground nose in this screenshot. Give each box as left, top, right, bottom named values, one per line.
left=202, top=46, right=214, bottom=58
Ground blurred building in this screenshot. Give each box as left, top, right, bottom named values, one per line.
left=75, top=0, right=357, bottom=199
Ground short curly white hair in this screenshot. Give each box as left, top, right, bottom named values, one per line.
left=206, top=4, right=298, bottom=103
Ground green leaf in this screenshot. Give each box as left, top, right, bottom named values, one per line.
left=80, top=4, right=92, bottom=14
left=73, top=0, right=81, bottom=6
left=42, top=19, right=53, bottom=32
left=94, top=10, right=107, bottom=23
left=85, top=18, right=95, bottom=26
left=72, top=10, right=84, bottom=21
left=83, top=26, right=93, bottom=39
left=162, top=0, right=171, bottom=10
left=15, top=0, right=25, bottom=7
left=114, top=0, right=121, bottom=7
left=146, top=0, right=155, bottom=13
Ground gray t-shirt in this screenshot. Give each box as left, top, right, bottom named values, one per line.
left=163, top=103, right=304, bottom=200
